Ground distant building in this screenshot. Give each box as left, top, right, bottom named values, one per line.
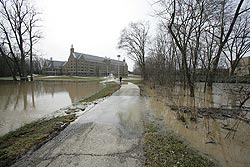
left=234, top=56, right=250, bottom=76
left=43, top=45, right=128, bottom=76
left=62, top=45, right=128, bottom=76
left=42, top=58, right=66, bottom=75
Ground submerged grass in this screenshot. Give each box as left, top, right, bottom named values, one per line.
left=143, top=122, right=215, bottom=167
left=80, top=82, right=120, bottom=102
left=0, top=114, right=76, bottom=167
left=141, top=83, right=216, bottom=167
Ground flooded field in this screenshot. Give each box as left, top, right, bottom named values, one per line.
left=0, top=81, right=104, bottom=136
left=166, top=82, right=250, bottom=108
left=146, top=82, right=250, bottom=167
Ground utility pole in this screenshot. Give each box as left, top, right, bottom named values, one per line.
left=117, top=55, right=120, bottom=78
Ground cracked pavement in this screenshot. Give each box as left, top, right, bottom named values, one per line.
left=12, top=83, right=145, bottom=167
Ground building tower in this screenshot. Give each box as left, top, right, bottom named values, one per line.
left=70, top=44, right=74, bottom=54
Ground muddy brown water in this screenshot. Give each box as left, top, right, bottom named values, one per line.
left=0, top=81, right=104, bottom=136
left=147, top=83, right=250, bottom=167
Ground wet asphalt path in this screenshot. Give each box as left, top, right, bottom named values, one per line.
left=12, top=83, right=144, bottom=167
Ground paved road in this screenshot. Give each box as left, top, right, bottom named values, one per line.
left=13, top=83, right=145, bottom=167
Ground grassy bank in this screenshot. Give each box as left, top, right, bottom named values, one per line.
left=0, top=114, right=76, bottom=167
left=123, top=75, right=142, bottom=85
left=0, top=76, right=105, bottom=82
left=124, top=79, right=142, bottom=85
left=143, top=122, right=215, bottom=167
left=80, top=82, right=120, bottom=102
left=34, top=75, right=104, bottom=82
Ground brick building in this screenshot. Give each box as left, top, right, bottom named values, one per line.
left=43, top=45, right=128, bottom=76
left=235, top=56, right=250, bottom=76
left=42, top=58, right=66, bottom=75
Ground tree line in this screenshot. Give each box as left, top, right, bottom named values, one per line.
left=118, top=0, right=250, bottom=97
left=0, top=0, right=41, bottom=81
left=0, top=55, right=45, bottom=77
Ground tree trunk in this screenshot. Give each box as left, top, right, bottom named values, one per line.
left=141, top=62, right=146, bottom=80
left=20, top=56, right=26, bottom=81
left=207, top=71, right=213, bottom=87
left=6, top=57, right=17, bottom=81
left=30, top=30, right=33, bottom=81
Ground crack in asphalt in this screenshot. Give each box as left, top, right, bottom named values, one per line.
left=44, top=150, right=143, bottom=167
left=43, top=137, right=143, bottom=166
left=42, top=123, right=97, bottom=167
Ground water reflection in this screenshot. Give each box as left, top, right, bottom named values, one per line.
left=117, top=97, right=143, bottom=136
left=0, top=81, right=104, bottom=136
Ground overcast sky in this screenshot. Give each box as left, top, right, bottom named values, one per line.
left=36, top=0, right=154, bottom=71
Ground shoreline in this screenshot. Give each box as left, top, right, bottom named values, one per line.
left=0, top=81, right=120, bottom=166
left=138, top=83, right=218, bottom=167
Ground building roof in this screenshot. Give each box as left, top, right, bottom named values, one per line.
left=73, top=52, right=126, bottom=66
left=53, top=61, right=67, bottom=67
left=45, top=60, right=66, bottom=68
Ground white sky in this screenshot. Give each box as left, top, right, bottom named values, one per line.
left=36, top=0, right=154, bottom=71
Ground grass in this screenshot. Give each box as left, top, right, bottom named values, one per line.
left=0, top=75, right=105, bottom=82
left=0, top=114, right=76, bottom=167
left=122, top=74, right=143, bottom=85
left=143, top=122, right=215, bottom=167
left=33, top=75, right=104, bottom=82
left=80, top=82, right=120, bottom=102
left=125, top=79, right=142, bottom=85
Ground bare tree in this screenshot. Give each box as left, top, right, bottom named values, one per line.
left=25, top=8, right=41, bottom=81
left=207, top=0, right=248, bottom=87
left=147, top=26, right=178, bottom=87
left=223, top=12, right=250, bottom=76
left=0, top=0, right=41, bottom=81
left=118, top=22, right=149, bottom=80
left=199, top=26, right=217, bottom=92
left=32, top=55, right=45, bottom=74
left=156, top=0, right=208, bottom=97
left=148, top=32, right=167, bottom=85
left=153, top=0, right=249, bottom=92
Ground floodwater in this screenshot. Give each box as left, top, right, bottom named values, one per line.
left=166, top=82, right=250, bottom=108
left=0, top=81, right=104, bottom=136
left=148, top=83, right=250, bottom=167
